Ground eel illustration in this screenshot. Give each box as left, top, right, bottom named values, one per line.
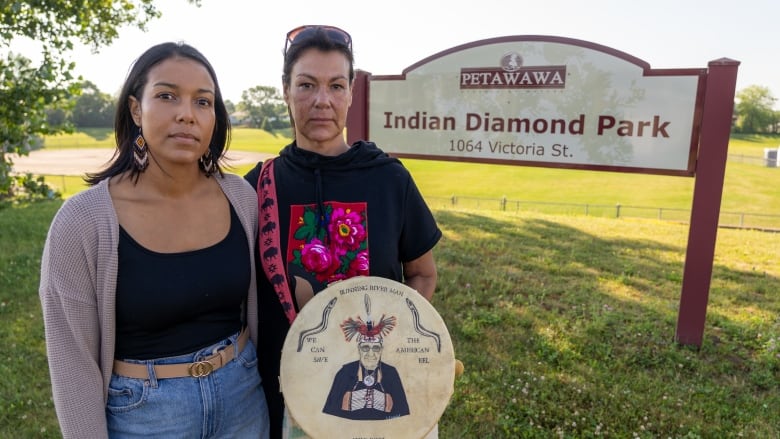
left=406, top=298, right=442, bottom=352
left=296, top=297, right=337, bottom=352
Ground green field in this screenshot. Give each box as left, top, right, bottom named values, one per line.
left=39, top=127, right=290, bottom=153
left=39, top=130, right=780, bottom=223
left=2, top=200, right=778, bottom=437
left=3, top=130, right=778, bottom=437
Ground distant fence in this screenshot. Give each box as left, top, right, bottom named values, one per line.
left=728, top=153, right=778, bottom=167
left=425, top=153, right=779, bottom=231
left=426, top=195, right=780, bottom=232
left=32, top=152, right=780, bottom=231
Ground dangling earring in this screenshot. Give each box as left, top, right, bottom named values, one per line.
left=133, top=129, right=149, bottom=171
left=199, top=147, right=215, bottom=176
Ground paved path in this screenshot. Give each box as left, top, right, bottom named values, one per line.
left=10, top=148, right=272, bottom=176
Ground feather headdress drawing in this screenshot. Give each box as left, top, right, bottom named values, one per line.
left=340, top=295, right=397, bottom=343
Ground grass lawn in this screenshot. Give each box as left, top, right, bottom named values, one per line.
left=3, top=131, right=779, bottom=437
left=1, top=200, right=778, bottom=438
left=36, top=131, right=780, bottom=220
left=40, top=127, right=289, bottom=154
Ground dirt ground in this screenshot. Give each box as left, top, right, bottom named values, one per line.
left=10, top=148, right=272, bottom=176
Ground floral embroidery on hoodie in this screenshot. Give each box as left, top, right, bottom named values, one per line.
left=288, top=202, right=369, bottom=284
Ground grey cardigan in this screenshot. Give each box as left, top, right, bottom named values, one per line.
left=39, top=174, right=259, bottom=438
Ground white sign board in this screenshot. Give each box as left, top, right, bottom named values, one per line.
left=367, top=36, right=705, bottom=176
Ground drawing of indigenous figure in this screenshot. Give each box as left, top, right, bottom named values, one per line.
left=323, top=296, right=410, bottom=420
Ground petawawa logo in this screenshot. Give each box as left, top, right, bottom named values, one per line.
left=460, top=51, right=566, bottom=90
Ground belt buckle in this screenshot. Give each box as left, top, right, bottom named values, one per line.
left=189, top=360, right=214, bottom=377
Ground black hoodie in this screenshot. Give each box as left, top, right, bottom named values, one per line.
left=244, top=140, right=441, bottom=437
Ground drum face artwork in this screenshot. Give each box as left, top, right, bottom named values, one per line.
left=280, top=276, right=455, bottom=439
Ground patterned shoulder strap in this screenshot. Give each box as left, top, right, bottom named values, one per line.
left=257, top=158, right=297, bottom=324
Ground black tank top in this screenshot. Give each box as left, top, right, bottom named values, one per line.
left=114, top=204, right=248, bottom=360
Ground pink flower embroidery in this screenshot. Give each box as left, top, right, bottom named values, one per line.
left=288, top=202, right=369, bottom=285
left=300, top=239, right=332, bottom=273
left=328, top=207, right=366, bottom=252
left=347, top=250, right=369, bottom=277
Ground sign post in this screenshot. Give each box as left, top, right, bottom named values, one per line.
left=675, top=59, right=740, bottom=346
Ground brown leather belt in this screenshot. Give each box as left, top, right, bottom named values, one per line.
left=113, top=328, right=249, bottom=379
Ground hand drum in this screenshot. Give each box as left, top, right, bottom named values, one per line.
left=280, top=276, right=455, bottom=439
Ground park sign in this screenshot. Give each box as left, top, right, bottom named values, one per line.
left=346, top=35, right=740, bottom=348
left=363, top=35, right=705, bottom=176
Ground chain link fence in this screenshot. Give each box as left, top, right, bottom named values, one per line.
left=425, top=152, right=779, bottom=231
left=426, top=195, right=780, bottom=232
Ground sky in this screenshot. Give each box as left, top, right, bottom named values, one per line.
left=8, top=0, right=779, bottom=109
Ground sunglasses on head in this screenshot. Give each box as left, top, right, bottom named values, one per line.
left=284, top=25, right=352, bottom=54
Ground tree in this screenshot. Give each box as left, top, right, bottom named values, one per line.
left=46, top=107, right=69, bottom=129
left=224, top=99, right=236, bottom=115
left=0, top=1, right=190, bottom=200
left=238, top=85, right=288, bottom=131
left=72, top=80, right=115, bottom=128
left=769, top=108, right=780, bottom=134
left=0, top=51, right=75, bottom=199
left=734, top=85, right=777, bottom=134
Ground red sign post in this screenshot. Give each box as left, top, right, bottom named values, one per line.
left=675, top=59, right=740, bottom=346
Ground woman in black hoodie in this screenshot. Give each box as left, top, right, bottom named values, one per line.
left=244, top=25, right=442, bottom=438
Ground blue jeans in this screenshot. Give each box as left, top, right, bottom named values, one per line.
left=106, top=331, right=269, bottom=438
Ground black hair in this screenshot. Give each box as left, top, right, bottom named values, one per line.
left=282, top=28, right=355, bottom=88
left=282, top=27, right=355, bottom=88
left=281, top=28, right=355, bottom=139
left=85, top=42, right=230, bottom=185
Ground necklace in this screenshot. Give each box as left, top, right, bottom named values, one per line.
left=363, top=370, right=376, bottom=386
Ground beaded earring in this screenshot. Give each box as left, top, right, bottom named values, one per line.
left=199, top=147, right=215, bottom=176
left=133, top=129, right=149, bottom=171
